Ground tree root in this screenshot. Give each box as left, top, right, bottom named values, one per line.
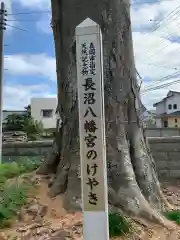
left=127, top=99, right=173, bottom=211
left=108, top=185, right=176, bottom=230
left=37, top=140, right=59, bottom=175
left=130, top=127, right=174, bottom=212
left=49, top=162, right=71, bottom=197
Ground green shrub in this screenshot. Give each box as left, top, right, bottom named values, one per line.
left=0, top=158, right=41, bottom=186
left=0, top=183, right=29, bottom=228
left=28, top=134, right=41, bottom=141
left=109, top=213, right=132, bottom=237
left=0, top=158, right=40, bottom=228
left=164, top=210, right=180, bottom=224
left=16, top=157, right=41, bottom=172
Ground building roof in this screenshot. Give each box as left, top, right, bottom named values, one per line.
left=3, top=110, right=26, bottom=112
left=153, top=91, right=180, bottom=107
left=156, top=111, right=180, bottom=117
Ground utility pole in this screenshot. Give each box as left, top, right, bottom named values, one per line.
left=0, top=2, right=6, bottom=164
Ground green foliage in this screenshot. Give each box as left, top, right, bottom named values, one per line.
left=0, top=158, right=41, bottom=186
left=108, top=213, right=132, bottom=237
left=28, top=133, right=41, bottom=141
left=0, top=183, right=29, bottom=227
left=23, top=118, right=43, bottom=137
left=164, top=210, right=180, bottom=224
left=4, top=113, right=43, bottom=138
left=4, top=113, right=28, bottom=131
left=0, top=158, right=40, bottom=228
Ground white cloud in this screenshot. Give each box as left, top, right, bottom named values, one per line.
left=36, top=12, right=51, bottom=34
left=2, top=53, right=57, bottom=108
left=3, top=83, right=56, bottom=110
left=15, top=0, right=50, bottom=9
left=131, top=0, right=180, bottom=108
left=7, top=0, right=180, bottom=110
left=15, top=0, right=51, bottom=33
left=4, top=54, right=56, bottom=82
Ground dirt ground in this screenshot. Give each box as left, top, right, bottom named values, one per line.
left=1, top=174, right=180, bottom=240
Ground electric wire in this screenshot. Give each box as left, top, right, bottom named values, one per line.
left=138, top=5, right=180, bottom=58
left=142, top=78, right=180, bottom=94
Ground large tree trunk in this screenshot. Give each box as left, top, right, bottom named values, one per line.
left=38, top=0, right=175, bottom=228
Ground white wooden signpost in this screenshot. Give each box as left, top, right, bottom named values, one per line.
left=76, top=18, right=109, bottom=240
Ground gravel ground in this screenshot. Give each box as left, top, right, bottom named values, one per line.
left=1, top=176, right=180, bottom=240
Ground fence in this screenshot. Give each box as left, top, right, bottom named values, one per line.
left=2, top=137, right=180, bottom=180
left=145, top=128, right=180, bottom=137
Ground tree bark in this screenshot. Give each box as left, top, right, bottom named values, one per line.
left=38, top=0, right=175, bottom=228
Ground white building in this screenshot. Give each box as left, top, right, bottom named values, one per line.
left=31, top=98, right=57, bottom=129
left=153, top=91, right=180, bottom=128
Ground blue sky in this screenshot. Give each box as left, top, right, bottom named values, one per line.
left=3, top=0, right=180, bottom=110
left=4, top=0, right=56, bottom=110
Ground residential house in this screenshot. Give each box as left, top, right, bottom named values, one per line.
left=31, top=98, right=57, bottom=129
left=153, top=91, right=180, bottom=128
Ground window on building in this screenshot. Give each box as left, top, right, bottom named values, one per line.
left=175, top=118, right=177, bottom=123
left=42, top=109, right=53, bottom=118
left=168, top=104, right=172, bottom=110
left=175, top=125, right=178, bottom=127
left=173, top=104, right=177, bottom=109
left=164, top=120, right=168, bottom=128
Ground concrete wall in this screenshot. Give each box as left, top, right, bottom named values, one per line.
left=31, top=98, right=57, bottom=129
left=155, top=118, right=162, bottom=128
left=149, top=137, right=180, bottom=180
left=145, top=128, right=180, bottom=137
left=2, top=137, right=180, bottom=180
left=2, top=140, right=52, bottom=163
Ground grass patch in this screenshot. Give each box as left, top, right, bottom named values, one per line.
left=109, top=213, right=132, bottom=237
left=0, top=157, right=40, bottom=185
left=0, top=183, right=30, bottom=228
left=0, top=158, right=41, bottom=228
left=164, top=210, right=180, bottom=224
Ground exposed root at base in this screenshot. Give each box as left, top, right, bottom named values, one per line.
left=108, top=186, right=176, bottom=230
left=37, top=141, right=59, bottom=175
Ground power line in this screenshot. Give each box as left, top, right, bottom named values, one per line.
left=137, top=62, right=179, bottom=70
left=142, top=78, right=180, bottom=94
left=150, top=5, right=180, bottom=33
left=138, top=5, right=180, bottom=57
left=7, top=10, right=51, bottom=16
left=5, top=23, right=26, bottom=31
left=6, top=19, right=37, bottom=22
left=148, top=70, right=180, bottom=86
left=141, top=15, right=180, bottom=60
left=132, top=0, right=169, bottom=5
left=141, top=70, right=180, bottom=93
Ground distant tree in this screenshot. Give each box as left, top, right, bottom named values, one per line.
left=23, top=118, right=44, bottom=139
left=24, top=105, right=31, bottom=117
left=4, top=113, right=43, bottom=138
left=4, top=113, right=28, bottom=131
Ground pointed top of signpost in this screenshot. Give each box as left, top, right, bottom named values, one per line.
left=77, top=18, right=97, bottom=28
left=75, top=17, right=100, bottom=36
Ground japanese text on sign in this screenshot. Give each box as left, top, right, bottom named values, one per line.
left=81, top=42, right=99, bottom=206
